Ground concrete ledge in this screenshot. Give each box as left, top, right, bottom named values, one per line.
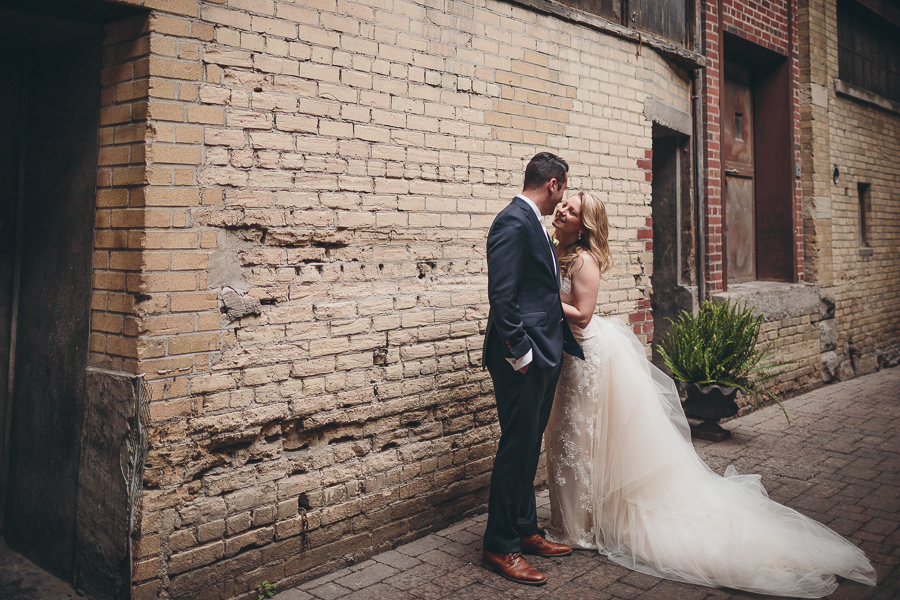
left=644, top=96, right=693, bottom=137
left=835, top=79, right=900, bottom=116
left=715, top=282, right=821, bottom=321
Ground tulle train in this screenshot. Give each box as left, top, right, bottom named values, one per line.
left=544, top=317, right=877, bottom=598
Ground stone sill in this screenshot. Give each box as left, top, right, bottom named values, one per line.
left=835, top=79, right=900, bottom=116
left=504, top=0, right=706, bottom=71
left=715, top=281, right=821, bottom=321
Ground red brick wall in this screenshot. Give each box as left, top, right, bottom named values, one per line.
left=722, top=0, right=791, bottom=53
left=632, top=151, right=654, bottom=341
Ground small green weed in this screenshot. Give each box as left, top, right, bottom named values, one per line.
left=254, top=580, right=277, bottom=599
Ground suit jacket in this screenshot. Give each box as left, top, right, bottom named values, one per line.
left=482, top=196, right=584, bottom=371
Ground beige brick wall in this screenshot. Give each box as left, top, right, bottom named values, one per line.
left=82, top=1, right=693, bottom=598
left=800, top=0, right=900, bottom=383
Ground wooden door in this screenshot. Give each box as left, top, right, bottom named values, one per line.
left=723, top=66, right=756, bottom=283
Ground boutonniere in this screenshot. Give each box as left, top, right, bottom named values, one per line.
left=544, top=226, right=559, bottom=248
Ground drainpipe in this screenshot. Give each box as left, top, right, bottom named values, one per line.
left=692, top=0, right=708, bottom=305
left=692, top=69, right=706, bottom=305
left=787, top=0, right=798, bottom=282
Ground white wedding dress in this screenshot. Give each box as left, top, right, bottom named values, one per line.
left=545, top=278, right=876, bottom=598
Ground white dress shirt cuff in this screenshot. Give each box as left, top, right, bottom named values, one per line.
left=506, top=349, right=533, bottom=371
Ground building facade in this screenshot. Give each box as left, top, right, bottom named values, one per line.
left=694, top=0, right=898, bottom=399
left=799, top=0, right=900, bottom=381
left=693, top=0, right=825, bottom=399
left=0, top=0, right=896, bottom=599
left=0, top=0, right=700, bottom=598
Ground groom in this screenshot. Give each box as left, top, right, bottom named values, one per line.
left=481, top=152, right=584, bottom=585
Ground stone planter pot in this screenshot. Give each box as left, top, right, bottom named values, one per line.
left=680, top=382, right=739, bottom=441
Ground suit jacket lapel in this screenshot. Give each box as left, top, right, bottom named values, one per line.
left=513, top=197, right=560, bottom=291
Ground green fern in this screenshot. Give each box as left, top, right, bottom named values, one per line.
left=657, top=299, right=795, bottom=421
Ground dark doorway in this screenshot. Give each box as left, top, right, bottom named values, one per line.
left=0, top=10, right=102, bottom=584
left=650, top=126, right=695, bottom=368
left=1, top=5, right=148, bottom=597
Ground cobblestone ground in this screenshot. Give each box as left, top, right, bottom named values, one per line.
left=280, top=366, right=900, bottom=600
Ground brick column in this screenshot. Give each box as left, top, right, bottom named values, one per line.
left=799, top=0, right=834, bottom=288
left=92, top=14, right=151, bottom=374
left=702, top=0, right=725, bottom=294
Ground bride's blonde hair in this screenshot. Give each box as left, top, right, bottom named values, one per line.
left=553, top=191, right=613, bottom=277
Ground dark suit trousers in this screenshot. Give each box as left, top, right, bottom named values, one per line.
left=483, top=336, right=563, bottom=554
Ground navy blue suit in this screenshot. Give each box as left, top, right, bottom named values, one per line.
left=482, top=196, right=583, bottom=554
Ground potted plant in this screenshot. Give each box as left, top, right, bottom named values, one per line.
left=657, top=298, right=792, bottom=441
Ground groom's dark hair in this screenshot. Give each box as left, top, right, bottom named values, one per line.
left=523, top=152, right=568, bottom=191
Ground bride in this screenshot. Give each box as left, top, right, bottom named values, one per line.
left=544, top=191, right=877, bottom=598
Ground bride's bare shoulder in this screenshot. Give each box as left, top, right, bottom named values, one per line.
left=567, top=251, right=601, bottom=289
left=570, top=250, right=599, bottom=274
left=579, top=251, right=599, bottom=268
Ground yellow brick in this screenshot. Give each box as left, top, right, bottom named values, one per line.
left=144, top=188, right=200, bottom=207
left=107, top=293, right=137, bottom=313
left=148, top=398, right=193, bottom=421
left=149, top=57, right=203, bottom=81
left=171, top=252, right=209, bottom=270
left=186, top=105, right=225, bottom=125
left=106, top=335, right=139, bottom=359
left=143, top=314, right=195, bottom=336
left=100, top=104, right=133, bottom=126
left=92, top=312, right=124, bottom=334
left=138, top=225, right=196, bottom=247
left=115, top=123, right=147, bottom=144
left=200, top=231, right=217, bottom=248
left=171, top=292, right=218, bottom=312
left=89, top=333, right=106, bottom=353
left=147, top=100, right=185, bottom=122
left=149, top=78, right=177, bottom=100
left=168, top=332, right=221, bottom=355
left=149, top=35, right=177, bottom=58
left=149, top=13, right=192, bottom=37
left=130, top=272, right=197, bottom=293
left=109, top=250, right=144, bottom=270
left=95, top=230, right=129, bottom=250
left=197, top=312, right=221, bottom=331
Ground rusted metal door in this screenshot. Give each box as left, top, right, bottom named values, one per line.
left=723, top=66, right=755, bottom=283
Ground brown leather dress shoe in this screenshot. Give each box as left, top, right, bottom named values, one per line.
left=481, top=550, right=547, bottom=586
left=520, top=534, right=573, bottom=557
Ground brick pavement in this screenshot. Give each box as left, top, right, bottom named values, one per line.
left=277, top=366, right=900, bottom=600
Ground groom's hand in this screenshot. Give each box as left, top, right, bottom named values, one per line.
left=518, top=364, right=529, bottom=374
